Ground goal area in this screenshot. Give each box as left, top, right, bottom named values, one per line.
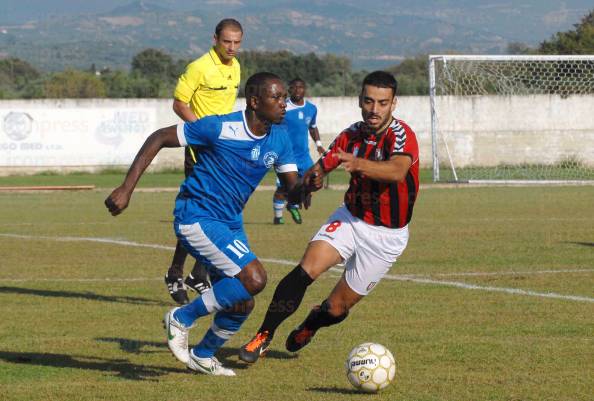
left=428, top=55, right=594, bottom=183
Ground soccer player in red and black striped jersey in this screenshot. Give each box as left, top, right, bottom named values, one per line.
left=239, top=71, right=420, bottom=362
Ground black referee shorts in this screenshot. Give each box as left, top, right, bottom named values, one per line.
left=184, top=146, right=198, bottom=178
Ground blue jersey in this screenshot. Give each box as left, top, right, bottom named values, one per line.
left=174, top=110, right=297, bottom=224
left=283, top=99, right=318, bottom=173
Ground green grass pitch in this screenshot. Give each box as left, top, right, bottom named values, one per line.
left=0, top=173, right=592, bottom=401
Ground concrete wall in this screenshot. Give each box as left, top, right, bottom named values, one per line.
left=0, top=97, right=432, bottom=175
left=433, top=94, right=594, bottom=168
left=1, top=94, right=593, bottom=175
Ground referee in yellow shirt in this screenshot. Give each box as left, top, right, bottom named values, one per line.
left=166, top=18, right=243, bottom=305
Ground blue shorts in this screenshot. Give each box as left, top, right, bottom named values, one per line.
left=174, top=218, right=257, bottom=278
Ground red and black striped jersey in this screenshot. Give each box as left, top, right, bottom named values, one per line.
left=319, top=118, right=419, bottom=229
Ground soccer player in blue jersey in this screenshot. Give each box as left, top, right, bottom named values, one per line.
left=273, top=78, right=325, bottom=225
left=105, top=72, right=319, bottom=376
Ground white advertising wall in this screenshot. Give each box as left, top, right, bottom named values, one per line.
left=0, top=106, right=156, bottom=167
left=1, top=95, right=592, bottom=174
left=0, top=97, right=429, bottom=174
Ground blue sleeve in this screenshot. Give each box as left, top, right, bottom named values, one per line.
left=274, top=127, right=297, bottom=173
left=309, top=104, right=317, bottom=128
left=179, top=116, right=222, bottom=147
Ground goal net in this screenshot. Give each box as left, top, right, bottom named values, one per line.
left=429, top=55, right=594, bottom=183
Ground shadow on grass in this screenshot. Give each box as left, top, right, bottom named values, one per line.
left=0, top=286, right=168, bottom=306
left=95, top=337, right=297, bottom=370
left=564, top=241, right=594, bottom=248
left=216, top=347, right=298, bottom=370
left=0, top=351, right=185, bottom=381
left=307, top=386, right=363, bottom=395
left=242, top=221, right=274, bottom=226
left=160, top=219, right=287, bottom=226
left=96, top=337, right=167, bottom=355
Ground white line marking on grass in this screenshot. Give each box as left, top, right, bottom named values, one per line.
left=0, top=233, right=289, bottom=265
left=0, top=233, right=297, bottom=266
left=0, top=277, right=161, bottom=283
left=401, top=269, right=594, bottom=278
left=383, top=274, right=594, bottom=303
left=327, top=268, right=594, bottom=303
left=2, top=233, right=593, bottom=303
left=0, top=233, right=176, bottom=250
left=5, top=233, right=590, bottom=278
left=0, top=222, right=155, bottom=227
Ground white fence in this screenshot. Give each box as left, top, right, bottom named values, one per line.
left=1, top=95, right=593, bottom=175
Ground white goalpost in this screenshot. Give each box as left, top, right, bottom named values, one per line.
left=428, top=55, right=594, bottom=183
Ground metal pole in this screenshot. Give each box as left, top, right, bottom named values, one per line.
left=429, top=56, right=439, bottom=182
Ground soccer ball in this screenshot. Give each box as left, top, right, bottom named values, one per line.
left=345, top=342, right=396, bottom=392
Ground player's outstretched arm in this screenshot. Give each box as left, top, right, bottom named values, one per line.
left=277, top=170, right=299, bottom=201
left=335, top=148, right=412, bottom=183
left=282, top=164, right=324, bottom=210
left=278, top=170, right=311, bottom=210
left=309, top=127, right=325, bottom=155
left=301, top=163, right=325, bottom=193
left=105, top=125, right=181, bottom=216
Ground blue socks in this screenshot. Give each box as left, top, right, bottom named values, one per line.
left=172, top=276, right=252, bottom=358
left=174, top=276, right=251, bottom=327
left=273, top=198, right=286, bottom=218
left=193, top=311, right=249, bottom=358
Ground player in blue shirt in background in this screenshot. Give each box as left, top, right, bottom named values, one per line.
left=105, top=72, right=321, bottom=376
left=273, top=78, right=325, bottom=225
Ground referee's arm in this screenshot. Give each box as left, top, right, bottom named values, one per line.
left=173, top=99, right=198, bottom=122
left=173, top=62, right=201, bottom=122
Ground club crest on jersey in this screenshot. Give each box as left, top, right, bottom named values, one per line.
left=298, top=111, right=304, bottom=120
left=375, top=148, right=383, bottom=160
left=263, top=151, right=278, bottom=168
left=353, top=145, right=360, bottom=157
left=251, top=145, right=261, bottom=161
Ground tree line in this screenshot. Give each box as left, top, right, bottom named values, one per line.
left=0, top=9, right=591, bottom=100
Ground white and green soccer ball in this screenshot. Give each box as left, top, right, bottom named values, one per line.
left=345, top=342, right=396, bottom=392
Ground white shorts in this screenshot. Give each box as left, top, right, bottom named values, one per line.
left=311, top=205, right=409, bottom=295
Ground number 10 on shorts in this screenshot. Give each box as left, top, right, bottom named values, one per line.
left=226, top=239, right=250, bottom=258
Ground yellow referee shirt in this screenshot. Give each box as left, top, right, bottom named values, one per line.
left=174, top=47, right=240, bottom=119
